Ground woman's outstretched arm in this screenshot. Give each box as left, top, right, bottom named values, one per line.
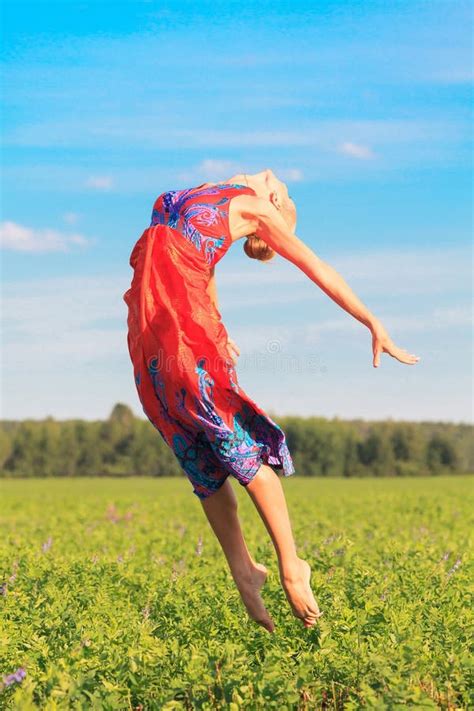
left=248, top=197, right=420, bottom=368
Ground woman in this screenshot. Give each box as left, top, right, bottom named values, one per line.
left=123, top=169, right=420, bottom=633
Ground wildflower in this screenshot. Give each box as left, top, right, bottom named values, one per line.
left=195, top=536, right=203, bottom=556
left=41, top=537, right=53, bottom=553
left=171, top=559, right=186, bottom=581
left=106, top=504, right=120, bottom=523
left=2, top=667, right=26, bottom=688
left=9, top=561, right=18, bottom=582
left=0, top=583, right=7, bottom=596
left=440, top=551, right=450, bottom=562
left=447, top=558, right=462, bottom=577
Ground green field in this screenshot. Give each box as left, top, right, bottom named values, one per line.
left=1, top=477, right=472, bottom=709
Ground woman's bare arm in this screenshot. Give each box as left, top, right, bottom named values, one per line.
left=244, top=197, right=420, bottom=368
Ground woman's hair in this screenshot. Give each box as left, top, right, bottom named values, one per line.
left=243, top=194, right=296, bottom=262
left=243, top=234, right=276, bottom=262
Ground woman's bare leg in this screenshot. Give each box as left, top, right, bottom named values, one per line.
left=245, top=464, right=322, bottom=627
left=200, top=477, right=275, bottom=633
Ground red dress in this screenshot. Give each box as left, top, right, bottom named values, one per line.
left=123, top=182, right=295, bottom=498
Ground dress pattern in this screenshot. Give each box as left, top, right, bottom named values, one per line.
left=123, top=182, right=295, bottom=498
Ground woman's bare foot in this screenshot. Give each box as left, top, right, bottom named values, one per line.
left=281, top=558, right=322, bottom=627
left=233, top=562, right=275, bottom=633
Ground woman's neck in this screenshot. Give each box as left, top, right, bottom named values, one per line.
left=227, top=173, right=262, bottom=195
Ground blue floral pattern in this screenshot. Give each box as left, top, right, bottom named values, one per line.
left=150, top=184, right=247, bottom=264
left=163, top=356, right=295, bottom=497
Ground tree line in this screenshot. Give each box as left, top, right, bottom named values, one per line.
left=0, top=404, right=472, bottom=478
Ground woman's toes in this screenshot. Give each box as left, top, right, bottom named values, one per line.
left=236, top=564, right=274, bottom=633
left=260, top=615, right=275, bottom=633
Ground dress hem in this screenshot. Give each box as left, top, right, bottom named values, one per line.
left=236, top=441, right=296, bottom=490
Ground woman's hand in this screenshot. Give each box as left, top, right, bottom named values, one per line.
left=226, top=337, right=241, bottom=366
left=370, top=319, right=420, bottom=368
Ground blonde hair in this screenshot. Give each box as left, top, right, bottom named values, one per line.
left=243, top=234, right=276, bottom=262
left=243, top=196, right=296, bottom=262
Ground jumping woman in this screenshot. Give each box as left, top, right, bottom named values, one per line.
left=123, top=169, right=420, bottom=633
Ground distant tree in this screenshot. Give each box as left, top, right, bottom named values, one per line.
left=109, top=403, right=135, bottom=429
left=426, top=434, right=458, bottom=473
left=0, top=428, right=12, bottom=470
left=342, top=433, right=365, bottom=477
left=64, top=422, right=82, bottom=476
left=357, top=428, right=396, bottom=476
left=75, top=421, right=102, bottom=476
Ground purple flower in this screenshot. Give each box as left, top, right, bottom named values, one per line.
left=0, top=584, right=7, bottom=596
left=447, top=558, right=462, bottom=577
left=106, top=504, right=120, bottom=523
left=2, top=667, right=26, bottom=688
left=41, top=537, right=53, bottom=553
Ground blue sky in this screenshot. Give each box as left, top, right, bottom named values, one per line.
left=1, top=0, right=472, bottom=422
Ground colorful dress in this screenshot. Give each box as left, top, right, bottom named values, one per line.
left=123, top=182, right=295, bottom=498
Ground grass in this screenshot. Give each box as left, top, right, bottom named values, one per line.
left=1, top=476, right=473, bottom=709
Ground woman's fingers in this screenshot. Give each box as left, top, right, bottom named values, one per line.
left=226, top=338, right=240, bottom=365
left=228, top=338, right=240, bottom=356
left=387, top=344, right=420, bottom=364
left=373, top=342, right=382, bottom=368
left=372, top=332, right=383, bottom=367
left=373, top=339, right=421, bottom=367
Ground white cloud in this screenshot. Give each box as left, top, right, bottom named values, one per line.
left=338, top=142, right=376, bottom=160
left=0, top=221, right=89, bottom=253
left=278, top=168, right=304, bottom=182
left=429, top=70, right=474, bottom=84
left=430, top=305, right=473, bottom=328
left=179, top=161, right=304, bottom=186
left=4, top=119, right=454, bottom=151
left=177, top=158, right=240, bottom=184
left=63, top=211, right=80, bottom=224
left=178, top=161, right=304, bottom=188
left=85, top=175, right=114, bottom=191
left=199, top=159, right=238, bottom=179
